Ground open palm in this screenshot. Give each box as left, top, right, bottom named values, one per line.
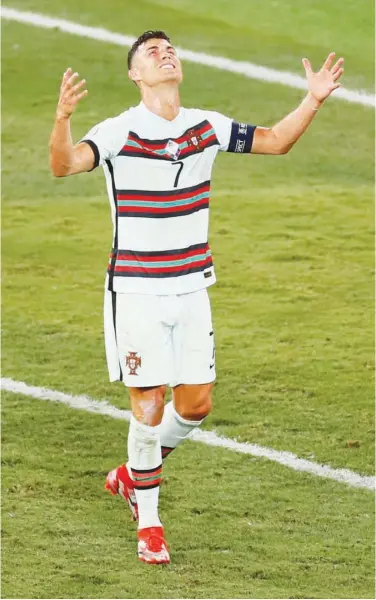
left=302, top=52, right=344, bottom=103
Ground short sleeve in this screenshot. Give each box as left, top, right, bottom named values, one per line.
left=207, top=111, right=256, bottom=153
left=79, top=112, right=129, bottom=169
left=205, top=111, right=233, bottom=151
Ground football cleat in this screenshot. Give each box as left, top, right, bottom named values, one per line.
left=137, top=526, right=170, bottom=565
left=104, top=464, right=138, bottom=521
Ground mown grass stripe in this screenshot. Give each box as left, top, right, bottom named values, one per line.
left=1, top=6, right=374, bottom=107
left=1, top=377, right=374, bottom=491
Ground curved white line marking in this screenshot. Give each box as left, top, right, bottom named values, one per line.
left=1, top=6, right=374, bottom=107
left=1, top=377, right=374, bottom=490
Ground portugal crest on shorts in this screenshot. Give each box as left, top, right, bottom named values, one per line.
left=125, top=351, right=141, bottom=375
left=186, top=128, right=203, bottom=151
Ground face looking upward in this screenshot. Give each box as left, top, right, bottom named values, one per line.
left=128, top=38, right=183, bottom=88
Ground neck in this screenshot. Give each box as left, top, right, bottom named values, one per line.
left=140, top=84, right=181, bottom=121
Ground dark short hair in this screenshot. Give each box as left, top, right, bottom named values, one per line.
left=127, top=30, right=171, bottom=69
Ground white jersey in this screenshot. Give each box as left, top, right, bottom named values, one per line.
left=81, top=101, right=255, bottom=295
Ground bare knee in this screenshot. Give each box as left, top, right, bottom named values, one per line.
left=129, top=385, right=167, bottom=426
left=173, top=383, right=213, bottom=421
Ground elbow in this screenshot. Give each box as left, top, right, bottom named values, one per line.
left=49, top=147, right=72, bottom=177
left=277, top=143, right=293, bottom=155
left=49, top=159, right=69, bottom=178
left=50, top=168, right=66, bottom=178
left=269, top=130, right=293, bottom=155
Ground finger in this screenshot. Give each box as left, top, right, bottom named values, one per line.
left=331, top=83, right=341, bottom=91
left=76, top=89, right=88, bottom=102
left=333, top=67, right=344, bottom=82
left=60, top=68, right=72, bottom=90
left=71, top=79, right=87, bottom=93
left=64, top=79, right=86, bottom=101
left=61, top=73, right=79, bottom=96
left=331, top=57, right=344, bottom=75
left=66, top=72, right=79, bottom=87
left=302, top=58, right=313, bottom=75
left=322, top=52, right=336, bottom=70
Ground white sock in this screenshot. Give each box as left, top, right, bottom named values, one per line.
left=159, top=401, right=204, bottom=459
left=127, top=416, right=162, bottom=530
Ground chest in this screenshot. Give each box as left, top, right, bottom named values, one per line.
left=113, top=121, right=219, bottom=191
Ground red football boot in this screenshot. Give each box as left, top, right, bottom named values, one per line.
left=105, top=464, right=138, bottom=521
left=137, top=526, right=170, bottom=564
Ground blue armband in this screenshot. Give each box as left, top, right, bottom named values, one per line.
left=227, top=122, right=256, bottom=153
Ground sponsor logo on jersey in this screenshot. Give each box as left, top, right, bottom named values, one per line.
left=126, top=351, right=142, bottom=375
left=165, top=140, right=181, bottom=160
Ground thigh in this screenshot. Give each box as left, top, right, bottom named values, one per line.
left=171, top=289, right=216, bottom=386
left=115, top=293, right=173, bottom=387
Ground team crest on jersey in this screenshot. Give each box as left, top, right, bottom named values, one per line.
left=165, top=140, right=181, bottom=160
left=125, top=351, right=142, bottom=375
left=186, top=128, right=204, bottom=151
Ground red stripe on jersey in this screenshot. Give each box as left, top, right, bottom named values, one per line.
left=114, top=256, right=212, bottom=274
left=117, top=246, right=210, bottom=262
left=120, top=146, right=152, bottom=156
left=176, top=121, right=212, bottom=144
left=118, top=198, right=208, bottom=215
left=121, top=121, right=214, bottom=153
left=179, top=133, right=218, bottom=158
left=117, top=182, right=210, bottom=202
left=127, top=133, right=166, bottom=151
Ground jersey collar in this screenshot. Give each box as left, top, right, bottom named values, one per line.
left=139, top=101, right=182, bottom=125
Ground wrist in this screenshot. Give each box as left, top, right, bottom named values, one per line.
left=55, top=112, right=71, bottom=122
left=307, top=92, right=324, bottom=111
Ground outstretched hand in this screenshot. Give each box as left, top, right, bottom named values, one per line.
left=302, top=52, right=344, bottom=103
left=56, top=68, right=88, bottom=119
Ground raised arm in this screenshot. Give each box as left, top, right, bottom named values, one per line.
left=49, top=68, right=94, bottom=177
left=251, top=52, right=344, bottom=155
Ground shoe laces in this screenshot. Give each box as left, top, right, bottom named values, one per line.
left=147, top=530, right=164, bottom=553
left=149, top=535, right=164, bottom=553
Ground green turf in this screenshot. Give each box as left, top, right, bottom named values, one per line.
left=2, top=392, right=374, bottom=599
left=6, top=0, right=374, bottom=90
left=2, top=0, right=375, bottom=597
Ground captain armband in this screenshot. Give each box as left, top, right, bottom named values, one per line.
left=227, top=122, right=256, bottom=153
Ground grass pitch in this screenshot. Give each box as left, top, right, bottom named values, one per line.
left=2, top=0, right=374, bottom=598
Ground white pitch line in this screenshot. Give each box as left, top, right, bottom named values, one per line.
left=2, top=6, right=374, bottom=108
left=2, top=377, right=374, bottom=491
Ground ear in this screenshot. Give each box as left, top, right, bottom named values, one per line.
left=128, top=68, right=141, bottom=83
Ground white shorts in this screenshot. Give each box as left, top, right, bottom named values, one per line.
left=104, top=285, right=216, bottom=387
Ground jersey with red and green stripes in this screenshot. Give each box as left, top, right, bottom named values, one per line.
left=80, top=101, right=256, bottom=295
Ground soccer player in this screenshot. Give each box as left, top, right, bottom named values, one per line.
left=49, top=31, right=344, bottom=564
